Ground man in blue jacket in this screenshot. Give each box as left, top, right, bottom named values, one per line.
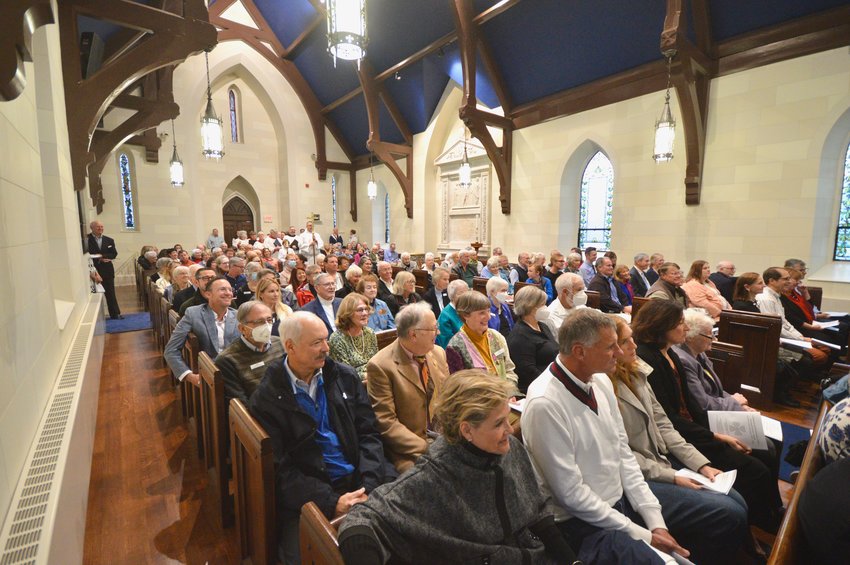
left=249, top=312, right=396, bottom=564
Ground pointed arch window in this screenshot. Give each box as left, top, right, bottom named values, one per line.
left=331, top=175, right=338, bottom=228
left=835, top=142, right=850, bottom=260
left=229, top=88, right=240, bottom=143
left=118, top=152, right=137, bottom=230
left=384, top=193, right=390, bottom=243
left=578, top=151, right=613, bottom=250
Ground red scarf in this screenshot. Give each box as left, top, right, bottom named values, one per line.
left=786, top=290, right=814, bottom=323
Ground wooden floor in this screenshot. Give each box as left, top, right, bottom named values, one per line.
left=81, top=286, right=824, bottom=563
left=82, top=287, right=240, bottom=564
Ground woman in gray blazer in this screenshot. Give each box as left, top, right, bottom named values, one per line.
left=608, top=316, right=748, bottom=565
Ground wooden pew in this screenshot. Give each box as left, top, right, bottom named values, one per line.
left=807, top=285, right=823, bottom=310
left=160, top=295, right=172, bottom=352
left=141, top=269, right=156, bottom=310
left=390, top=265, right=403, bottom=279
left=449, top=272, right=459, bottom=283
left=199, top=351, right=234, bottom=528
left=472, top=276, right=488, bottom=295
left=299, top=502, right=344, bottom=565
left=513, top=281, right=542, bottom=295
left=412, top=268, right=430, bottom=294
left=183, top=332, right=205, bottom=459
left=230, top=399, right=276, bottom=565
left=767, top=399, right=832, bottom=565
left=705, top=341, right=745, bottom=394
left=717, top=310, right=782, bottom=409
left=585, top=290, right=601, bottom=310
left=148, top=280, right=161, bottom=348
left=631, top=296, right=650, bottom=319
left=376, top=329, right=398, bottom=350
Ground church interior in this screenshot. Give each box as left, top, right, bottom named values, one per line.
left=1, top=0, right=850, bottom=563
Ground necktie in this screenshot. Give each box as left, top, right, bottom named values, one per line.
left=414, top=355, right=434, bottom=430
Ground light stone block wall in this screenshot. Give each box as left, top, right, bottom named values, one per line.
left=0, top=22, right=91, bottom=520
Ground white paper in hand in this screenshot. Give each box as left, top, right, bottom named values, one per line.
left=674, top=468, right=737, bottom=495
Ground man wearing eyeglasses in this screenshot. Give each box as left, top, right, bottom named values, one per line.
left=301, top=272, right=342, bottom=335
left=177, top=267, right=217, bottom=316
left=365, top=302, right=449, bottom=473
left=217, top=301, right=284, bottom=406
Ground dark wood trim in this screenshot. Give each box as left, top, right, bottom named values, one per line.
left=59, top=0, right=216, bottom=210
left=691, top=0, right=713, bottom=56
left=358, top=62, right=414, bottom=218
left=0, top=0, right=54, bottom=101
left=349, top=169, right=357, bottom=222
left=323, top=0, right=524, bottom=115
left=453, top=0, right=513, bottom=214
left=477, top=35, right=512, bottom=112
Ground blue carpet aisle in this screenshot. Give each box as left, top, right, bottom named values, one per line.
left=105, top=312, right=152, bottom=334
left=778, top=421, right=813, bottom=483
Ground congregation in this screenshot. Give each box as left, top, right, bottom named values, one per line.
left=125, top=219, right=850, bottom=565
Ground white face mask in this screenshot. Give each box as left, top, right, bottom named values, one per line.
left=495, top=292, right=510, bottom=304
left=534, top=305, right=550, bottom=322
left=251, top=322, right=273, bottom=344
left=572, top=290, right=588, bottom=308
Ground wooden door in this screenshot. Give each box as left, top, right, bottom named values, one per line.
left=222, top=197, right=254, bottom=245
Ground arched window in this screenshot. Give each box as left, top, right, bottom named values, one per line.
left=384, top=193, right=390, bottom=243
left=118, top=152, right=137, bottom=230
left=578, top=151, right=613, bottom=250
left=331, top=175, right=338, bottom=228
left=834, top=141, right=850, bottom=261
left=229, top=88, right=239, bottom=143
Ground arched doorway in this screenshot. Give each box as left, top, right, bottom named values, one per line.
left=223, top=197, right=255, bottom=245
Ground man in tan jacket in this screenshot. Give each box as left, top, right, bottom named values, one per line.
left=366, top=302, right=449, bottom=472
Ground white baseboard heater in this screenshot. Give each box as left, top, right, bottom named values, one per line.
left=0, top=293, right=105, bottom=565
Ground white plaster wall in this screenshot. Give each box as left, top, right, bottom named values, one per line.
left=0, top=20, right=90, bottom=520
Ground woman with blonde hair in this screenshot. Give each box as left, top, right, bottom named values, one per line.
left=392, top=270, right=421, bottom=312
left=255, top=277, right=293, bottom=336
left=328, top=292, right=378, bottom=381
left=338, top=369, right=576, bottom=564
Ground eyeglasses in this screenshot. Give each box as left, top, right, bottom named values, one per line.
left=699, top=333, right=717, bottom=341
left=247, top=317, right=275, bottom=325
left=414, top=327, right=439, bottom=333
left=197, top=275, right=215, bottom=281
left=354, top=307, right=370, bottom=313
left=317, top=282, right=336, bottom=287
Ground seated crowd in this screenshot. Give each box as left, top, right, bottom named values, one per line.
left=149, top=226, right=849, bottom=564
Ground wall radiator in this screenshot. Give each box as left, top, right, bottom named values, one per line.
left=0, top=293, right=105, bottom=565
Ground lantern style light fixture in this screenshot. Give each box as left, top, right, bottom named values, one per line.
left=458, top=139, right=471, bottom=188
left=169, top=119, right=184, bottom=187
left=367, top=152, right=377, bottom=200
left=200, top=51, right=225, bottom=160
left=652, top=51, right=676, bottom=163
left=326, top=0, right=368, bottom=67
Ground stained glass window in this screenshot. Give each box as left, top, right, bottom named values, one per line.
left=578, top=151, right=613, bottom=250
left=331, top=175, right=338, bottom=228
left=384, top=193, right=390, bottom=243
left=118, top=153, right=136, bottom=230
left=229, top=89, right=239, bottom=143
left=834, top=142, right=850, bottom=261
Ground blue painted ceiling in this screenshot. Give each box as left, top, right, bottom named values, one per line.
left=80, top=0, right=850, bottom=158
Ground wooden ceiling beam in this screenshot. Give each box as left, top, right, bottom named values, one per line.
left=358, top=61, right=414, bottom=218
left=0, top=0, right=54, bottom=101
left=477, top=35, right=512, bottom=112
left=452, top=0, right=513, bottom=214
left=59, top=0, right=216, bottom=211
left=690, top=0, right=713, bottom=56
left=323, top=0, right=524, bottom=115
left=282, top=14, right=323, bottom=59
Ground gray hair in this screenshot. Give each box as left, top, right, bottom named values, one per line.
left=144, top=250, right=157, bottom=261
left=485, top=276, right=508, bottom=295
left=594, top=256, right=609, bottom=269
left=486, top=256, right=500, bottom=270
left=432, top=266, right=449, bottom=281
left=396, top=302, right=433, bottom=338
left=244, top=261, right=262, bottom=277
left=279, top=311, right=323, bottom=346
left=424, top=252, right=435, bottom=261
left=558, top=308, right=616, bottom=356
left=567, top=252, right=582, bottom=263
left=555, top=272, right=583, bottom=294
left=784, top=258, right=806, bottom=270
left=513, top=286, right=547, bottom=317
left=313, top=271, right=332, bottom=285
left=156, top=257, right=172, bottom=271
left=316, top=254, right=326, bottom=263
left=401, top=252, right=411, bottom=260
left=236, top=300, right=271, bottom=324
left=634, top=252, right=649, bottom=262
left=345, top=265, right=362, bottom=280
left=172, top=265, right=190, bottom=278
left=683, top=307, right=715, bottom=340
left=377, top=261, right=391, bottom=271
left=447, top=279, right=470, bottom=302
left=230, top=257, right=245, bottom=267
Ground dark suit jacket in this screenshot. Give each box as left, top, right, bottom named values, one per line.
left=423, top=286, right=449, bottom=316
left=172, top=285, right=197, bottom=312
left=87, top=234, right=117, bottom=279
left=587, top=273, right=625, bottom=313
left=378, top=279, right=400, bottom=316
left=645, top=268, right=660, bottom=285
left=301, top=297, right=342, bottom=335
left=629, top=266, right=650, bottom=297
left=709, top=272, right=737, bottom=304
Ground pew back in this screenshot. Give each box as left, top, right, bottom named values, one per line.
left=717, top=310, right=781, bottom=409
left=412, top=269, right=430, bottom=294
left=585, top=290, right=601, bottom=310
left=705, top=341, right=745, bottom=394
left=376, top=329, right=398, bottom=350
left=472, top=276, right=488, bottom=295
left=631, top=296, right=650, bottom=319
left=513, top=281, right=542, bottom=296
left=230, top=399, right=276, bottom=565
left=299, top=502, right=344, bottom=565
left=199, top=351, right=234, bottom=528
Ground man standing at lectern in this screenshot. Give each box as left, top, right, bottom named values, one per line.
left=87, top=220, right=122, bottom=319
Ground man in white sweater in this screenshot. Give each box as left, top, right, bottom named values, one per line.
left=523, top=308, right=688, bottom=564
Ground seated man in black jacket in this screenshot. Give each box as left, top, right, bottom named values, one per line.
left=588, top=256, right=631, bottom=314
left=249, top=311, right=397, bottom=564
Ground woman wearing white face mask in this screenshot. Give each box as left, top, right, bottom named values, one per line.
left=485, top=276, right=514, bottom=338
left=506, top=286, right=559, bottom=394
left=256, top=278, right=293, bottom=336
